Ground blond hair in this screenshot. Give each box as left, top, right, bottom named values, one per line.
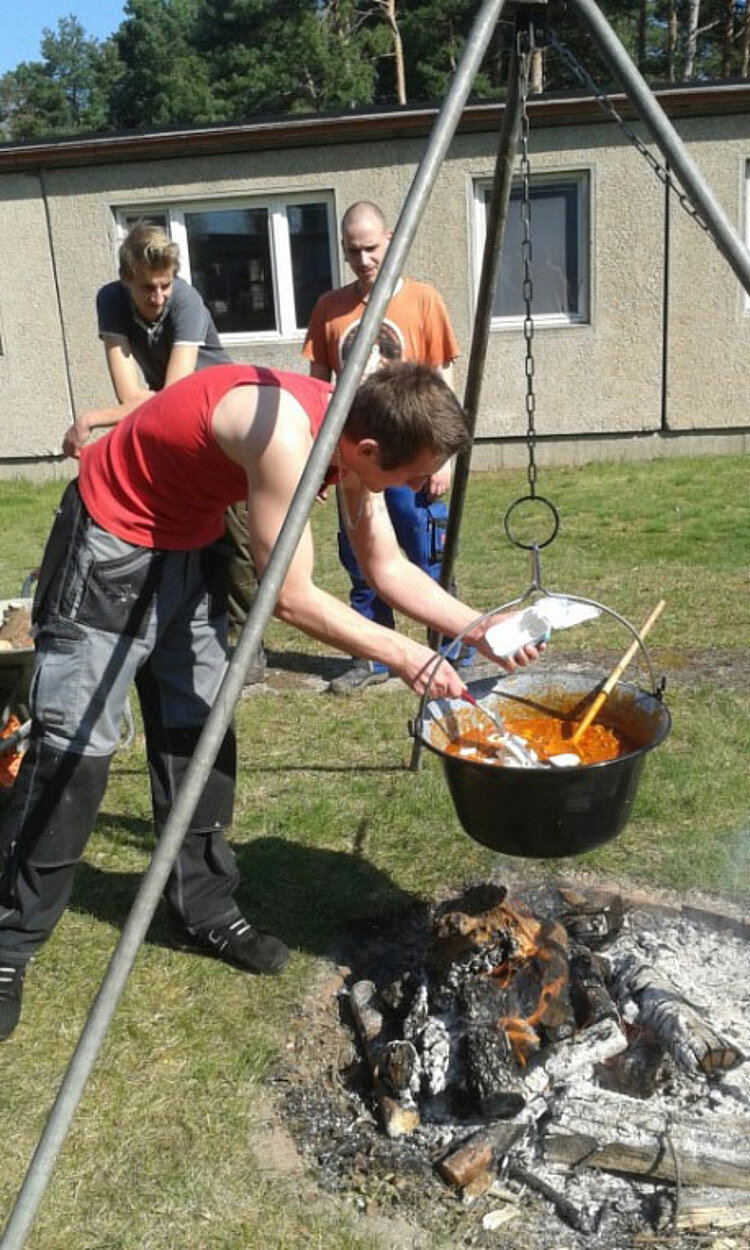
left=119, top=221, right=180, bottom=281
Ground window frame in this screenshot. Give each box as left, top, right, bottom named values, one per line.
left=114, top=191, right=339, bottom=344
left=471, top=168, right=590, bottom=329
left=744, top=158, right=750, bottom=313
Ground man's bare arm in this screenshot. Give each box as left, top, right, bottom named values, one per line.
left=164, top=343, right=200, bottom=388
left=343, top=477, right=539, bottom=672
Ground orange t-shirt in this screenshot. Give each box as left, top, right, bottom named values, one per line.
left=302, top=278, right=459, bottom=378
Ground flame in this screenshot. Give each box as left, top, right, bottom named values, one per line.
left=489, top=911, right=569, bottom=1066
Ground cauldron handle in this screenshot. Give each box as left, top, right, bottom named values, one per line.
left=410, top=591, right=666, bottom=745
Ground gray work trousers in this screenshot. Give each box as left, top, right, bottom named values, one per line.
left=0, top=481, right=240, bottom=964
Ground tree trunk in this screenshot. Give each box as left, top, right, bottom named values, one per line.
left=637, top=0, right=648, bottom=74
left=667, top=0, right=678, bottom=81
left=720, top=0, right=735, bottom=77
left=380, top=0, right=406, bottom=105
left=683, top=0, right=701, bottom=79
left=529, top=47, right=544, bottom=94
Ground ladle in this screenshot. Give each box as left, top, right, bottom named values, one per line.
left=461, top=689, right=537, bottom=768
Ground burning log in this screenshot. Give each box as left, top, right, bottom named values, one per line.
left=611, top=953, right=745, bottom=1077
left=440, top=899, right=574, bottom=1066
left=542, top=1089, right=750, bottom=1189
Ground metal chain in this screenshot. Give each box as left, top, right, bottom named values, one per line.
left=549, top=30, right=712, bottom=239
left=518, top=35, right=538, bottom=498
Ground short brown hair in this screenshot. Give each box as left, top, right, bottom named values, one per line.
left=119, top=222, right=180, bottom=282
left=345, top=363, right=470, bottom=469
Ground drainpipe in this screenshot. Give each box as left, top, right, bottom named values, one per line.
left=661, top=168, right=671, bottom=434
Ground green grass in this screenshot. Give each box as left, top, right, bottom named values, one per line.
left=1, top=455, right=749, bottom=1248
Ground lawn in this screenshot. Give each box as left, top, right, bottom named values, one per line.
left=0, top=455, right=749, bottom=1248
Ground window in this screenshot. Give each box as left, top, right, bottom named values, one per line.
left=115, top=194, right=336, bottom=341
left=473, top=172, right=589, bottom=326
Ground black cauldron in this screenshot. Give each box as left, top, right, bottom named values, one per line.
left=415, top=669, right=670, bottom=858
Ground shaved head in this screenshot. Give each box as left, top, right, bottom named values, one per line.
left=341, top=201, right=387, bottom=234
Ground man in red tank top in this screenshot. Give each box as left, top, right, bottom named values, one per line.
left=0, top=362, right=541, bottom=1041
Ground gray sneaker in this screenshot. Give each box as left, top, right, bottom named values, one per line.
left=229, top=644, right=267, bottom=686
left=243, top=646, right=267, bottom=686
left=328, top=660, right=390, bottom=695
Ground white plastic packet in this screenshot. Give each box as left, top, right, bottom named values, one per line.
left=485, top=595, right=600, bottom=659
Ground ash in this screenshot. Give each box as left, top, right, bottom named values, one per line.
left=278, top=882, right=750, bottom=1249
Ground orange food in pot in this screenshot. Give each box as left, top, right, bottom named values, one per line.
left=445, top=712, right=633, bottom=767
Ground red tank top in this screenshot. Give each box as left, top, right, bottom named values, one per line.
left=78, top=365, right=334, bottom=550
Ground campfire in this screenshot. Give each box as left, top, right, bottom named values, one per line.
left=322, top=882, right=750, bottom=1240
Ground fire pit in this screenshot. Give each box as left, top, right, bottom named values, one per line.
left=279, top=876, right=750, bottom=1248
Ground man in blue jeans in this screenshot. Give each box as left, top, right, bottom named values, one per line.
left=303, top=200, right=474, bottom=692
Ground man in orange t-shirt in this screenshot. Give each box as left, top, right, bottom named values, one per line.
left=303, top=200, right=473, bottom=693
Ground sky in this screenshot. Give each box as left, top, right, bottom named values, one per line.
left=0, top=0, right=127, bottom=75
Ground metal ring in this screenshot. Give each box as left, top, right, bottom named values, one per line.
left=504, top=495, right=559, bottom=551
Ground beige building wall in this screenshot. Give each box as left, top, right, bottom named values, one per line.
left=0, top=173, right=73, bottom=461
left=666, top=115, right=750, bottom=432
left=1, top=103, right=749, bottom=473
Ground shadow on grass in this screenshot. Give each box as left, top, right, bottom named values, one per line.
left=69, top=835, right=419, bottom=958
left=264, top=647, right=349, bottom=680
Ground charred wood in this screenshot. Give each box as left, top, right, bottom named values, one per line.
left=462, top=1026, right=526, bottom=1120
left=540, top=1016, right=628, bottom=1085
left=350, top=979, right=384, bottom=1047
left=672, top=1194, right=750, bottom=1230
left=350, top=981, right=421, bottom=1137
left=377, top=1093, right=420, bottom=1139
left=458, top=977, right=510, bottom=1028
left=437, top=1132, right=495, bottom=1188
left=557, top=888, right=625, bottom=949
left=378, top=1039, right=420, bottom=1101
left=597, top=1022, right=672, bottom=1100
left=543, top=1089, right=750, bottom=1189
left=568, top=943, right=619, bottom=1030
left=506, top=1160, right=598, bottom=1234
left=611, top=953, right=745, bottom=1077
left=436, top=1121, right=525, bottom=1189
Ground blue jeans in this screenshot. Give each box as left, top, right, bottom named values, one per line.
left=337, top=486, right=474, bottom=672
